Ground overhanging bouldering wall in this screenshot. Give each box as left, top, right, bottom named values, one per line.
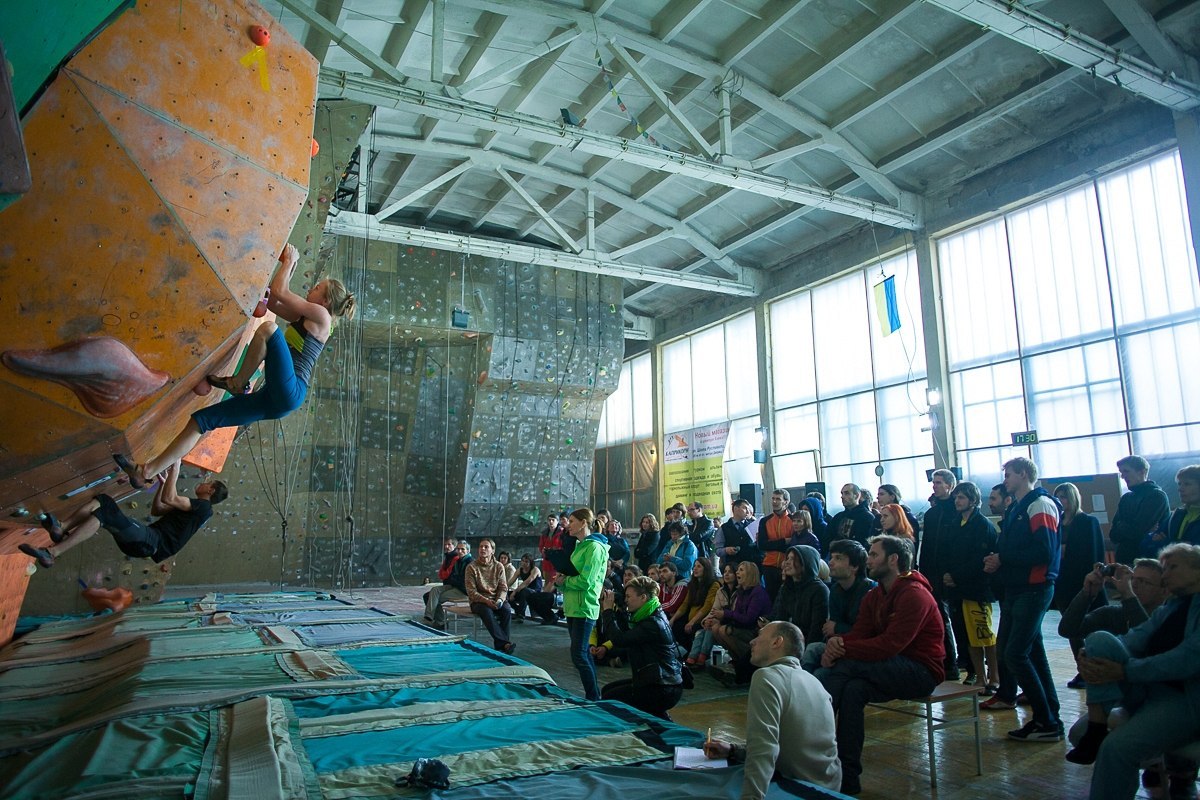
left=2, top=0, right=319, bottom=611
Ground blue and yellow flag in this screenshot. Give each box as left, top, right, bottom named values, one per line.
left=873, top=275, right=901, bottom=336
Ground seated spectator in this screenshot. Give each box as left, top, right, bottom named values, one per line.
left=1075, top=543, right=1200, bottom=800
left=690, top=562, right=739, bottom=668
left=704, top=621, right=842, bottom=796
left=593, top=576, right=684, bottom=719
left=670, top=557, right=718, bottom=649
left=658, top=561, right=689, bottom=618
left=464, top=538, right=515, bottom=654
left=712, top=560, right=772, bottom=685
left=659, top=520, right=698, bottom=576
left=1058, top=559, right=1163, bottom=761
left=423, top=540, right=472, bottom=628
left=509, top=553, right=543, bottom=622
left=944, top=481, right=1000, bottom=690
left=790, top=508, right=821, bottom=552
left=497, top=550, right=518, bottom=589
left=820, top=535, right=944, bottom=795
left=770, top=545, right=829, bottom=651
left=633, top=513, right=663, bottom=573
left=804, top=539, right=875, bottom=673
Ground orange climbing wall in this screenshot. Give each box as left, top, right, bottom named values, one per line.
left=0, top=0, right=318, bottom=524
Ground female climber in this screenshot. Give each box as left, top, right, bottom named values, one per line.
left=114, top=243, right=356, bottom=487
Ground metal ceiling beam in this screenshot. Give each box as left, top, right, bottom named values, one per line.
left=1097, top=0, right=1198, bottom=81
left=452, top=0, right=913, bottom=204
left=369, top=136, right=755, bottom=280
left=278, top=0, right=410, bottom=85
left=605, top=39, right=715, bottom=159
left=377, top=161, right=472, bottom=220
left=494, top=166, right=581, bottom=252
left=457, top=27, right=581, bottom=95
left=923, top=0, right=1200, bottom=111
left=326, top=211, right=759, bottom=295
left=653, top=0, right=716, bottom=42
left=320, top=69, right=920, bottom=228
left=301, top=0, right=346, bottom=63
left=719, top=0, right=813, bottom=67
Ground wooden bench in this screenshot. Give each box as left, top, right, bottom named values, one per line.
left=443, top=602, right=480, bottom=638
left=868, top=680, right=983, bottom=789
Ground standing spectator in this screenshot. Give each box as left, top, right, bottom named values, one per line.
left=633, top=513, right=663, bottom=573
left=717, top=498, right=761, bottom=571
left=670, top=557, right=718, bottom=649
left=1054, top=481, right=1104, bottom=686
left=944, top=481, right=1001, bottom=691
left=659, top=520, right=698, bottom=576
left=819, top=534, right=945, bottom=795
left=712, top=560, right=773, bottom=686
left=1109, top=455, right=1171, bottom=565
left=465, top=539, right=515, bottom=654
left=555, top=508, right=609, bottom=701
left=804, top=539, right=875, bottom=672
left=759, top=489, right=795, bottom=600
left=919, top=468, right=963, bottom=681
left=686, top=501, right=716, bottom=558
left=800, top=494, right=831, bottom=549
left=593, top=576, right=684, bottom=720
left=790, top=508, right=821, bottom=552
left=539, top=513, right=565, bottom=583
left=770, top=545, right=829, bottom=651
left=509, top=553, right=543, bottom=623
left=827, top=483, right=875, bottom=550
left=983, top=457, right=1064, bottom=741
left=878, top=503, right=915, bottom=542
left=1157, top=464, right=1200, bottom=551
left=874, top=484, right=921, bottom=555
left=604, top=518, right=630, bottom=567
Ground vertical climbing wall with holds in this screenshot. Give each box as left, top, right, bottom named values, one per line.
left=0, top=0, right=318, bottom=523
left=164, top=236, right=624, bottom=589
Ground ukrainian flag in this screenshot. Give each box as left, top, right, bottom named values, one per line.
left=874, top=275, right=901, bottom=336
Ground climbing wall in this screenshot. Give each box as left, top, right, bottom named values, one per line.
left=0, top=0, right=318, bottom=523
left=159, top=235, right=625, bottom=590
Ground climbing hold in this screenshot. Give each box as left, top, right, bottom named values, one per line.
left=311, top=138, right=320, bottom=158
left=193, top=378, right=212, bottom=396
left=249, top=25, right=271, bottom=46
left=565, top=437, right=573, bottom=445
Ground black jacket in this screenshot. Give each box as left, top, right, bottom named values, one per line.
left=633, top=528, right=661, bottom=572
left=944, top=510, right=1000, bottom=603
left=918, top=495, right=955, bottom=597
left=720, top=517, right=762, bottom=567
left=1110, top=481, right=1171, bottom=565
left=599, top=606, right=683, bottom=687
left=826, top=503, right=875, bottom=551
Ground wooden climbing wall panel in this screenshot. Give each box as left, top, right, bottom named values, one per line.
left=0, top=0, right=318, bottom=528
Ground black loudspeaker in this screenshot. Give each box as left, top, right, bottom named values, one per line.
left=804, top=481, right=827, bottom=501
left=738, top=483, right=763, bottom=513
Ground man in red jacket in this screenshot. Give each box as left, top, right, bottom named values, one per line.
left=819, top=534, right=946, bottom=795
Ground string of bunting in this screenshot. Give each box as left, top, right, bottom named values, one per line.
left=594, top=49, right=670, bottom=151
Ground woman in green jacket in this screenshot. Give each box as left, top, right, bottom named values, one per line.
left=556, top=507, right=610, bottom=700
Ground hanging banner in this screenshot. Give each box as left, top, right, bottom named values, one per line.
left=661, top=422, right=731, bottom=519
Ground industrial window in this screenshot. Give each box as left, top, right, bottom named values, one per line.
left=596, top=352, right=651, bottom=447
left=939, top=149, right=1199, bottom=490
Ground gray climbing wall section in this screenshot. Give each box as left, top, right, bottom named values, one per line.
left=284, top=236, right=623, bottom=587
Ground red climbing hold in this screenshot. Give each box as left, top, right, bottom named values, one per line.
left=249, top=26, right=271, bottom=47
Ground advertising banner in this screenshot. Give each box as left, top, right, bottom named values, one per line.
left=661, top=422, right=731, bottom=519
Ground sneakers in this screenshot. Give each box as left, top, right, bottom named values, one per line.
left=1066, top=674, right=1087, bottom=689
left=1008, top=720, right=1064, bottom=742
left=18, top=543, right=55, bottom=569
left=978, top=684, right=999, bottom=696
left=981, top=696, right=1016, bottom=711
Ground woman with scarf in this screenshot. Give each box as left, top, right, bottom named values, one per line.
left=594, top=575, right=684, bottom=719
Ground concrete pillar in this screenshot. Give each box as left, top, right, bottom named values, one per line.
left=913, top=222, right=955, bottom=469
left=753, top=302, right=776, bottom=492
left=1173, top=110, right=1200, bottom=285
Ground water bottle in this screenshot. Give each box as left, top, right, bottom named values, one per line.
left=711, top=645, right=725, bottom=666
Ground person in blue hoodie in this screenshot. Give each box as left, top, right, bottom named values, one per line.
left=983, top=456, right=1064, bottom=742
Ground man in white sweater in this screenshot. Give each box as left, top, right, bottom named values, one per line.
left=705, top=621, right=842, bottom=797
